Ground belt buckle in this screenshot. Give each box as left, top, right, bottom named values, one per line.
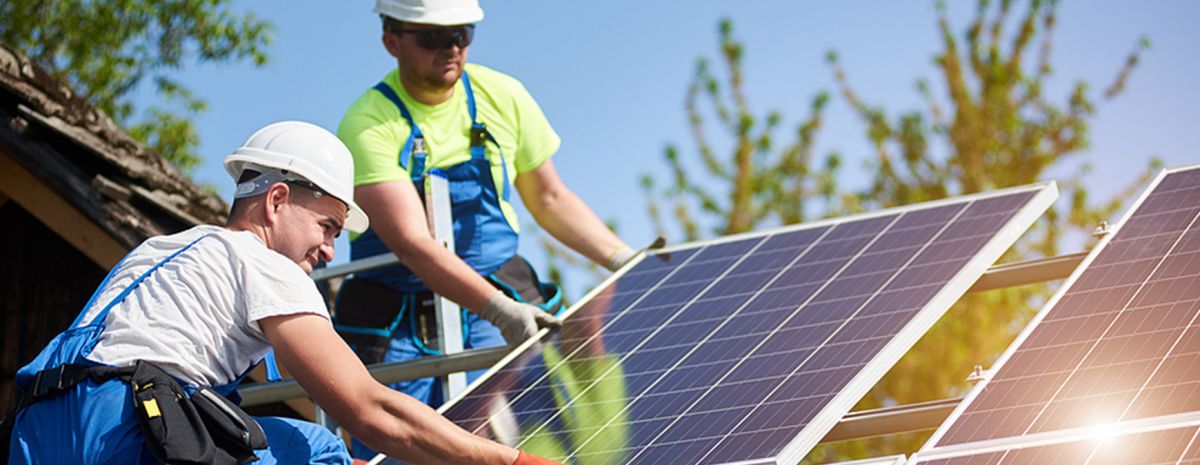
left=32, top=365, right=68, bottom=398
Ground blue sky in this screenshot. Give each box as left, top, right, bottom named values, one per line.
left=157, top=1, right=1200, bottom=298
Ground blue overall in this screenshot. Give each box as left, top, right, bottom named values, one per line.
left=6, top=236, right=349, bottom=464
left=340, top=72, right=515, bottom=460
left=351, top=71, right=519, bottom=291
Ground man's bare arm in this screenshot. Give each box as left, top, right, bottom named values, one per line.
left=260, top=313, right=517, bottom=465
left=356, top=179, right=499, bottom=311
left=515, top=160, right=629, bottom=268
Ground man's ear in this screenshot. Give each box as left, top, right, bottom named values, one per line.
left=263, top=183, right=291, bottom=225
left=382, top=31, right=402, bottom=59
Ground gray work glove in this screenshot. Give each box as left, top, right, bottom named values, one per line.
left=479, top=290, right=561, bottom=346
left=605, top=245, right=637, bottom=272
left=604, top=236, right=667, bottom=272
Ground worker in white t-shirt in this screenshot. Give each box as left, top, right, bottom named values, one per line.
left=2, top=121, right=564, bottom=465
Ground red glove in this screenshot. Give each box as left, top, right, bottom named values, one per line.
left=512, top=450, right=566, bottom=465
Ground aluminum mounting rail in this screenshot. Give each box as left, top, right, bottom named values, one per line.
left=239, top=346, right=508, bottom=407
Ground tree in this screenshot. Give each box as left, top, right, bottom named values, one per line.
left=643, top=19, right=841, bottom=242
left=541, top=18, right=840, bottom=301
left=0, top=0, right=272, bottom=173
left=644, top=1, right=1155, bottom=462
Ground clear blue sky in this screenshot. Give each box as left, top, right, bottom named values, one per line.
left=159, top=1, right=1200, bottom=298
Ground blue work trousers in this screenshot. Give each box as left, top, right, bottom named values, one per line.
left=7, top=378, right=350, bottom=464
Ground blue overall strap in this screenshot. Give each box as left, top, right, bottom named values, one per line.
left=80, top=235, right=208, bottom=328
left=461, top=71, right=512, bottom=201
left=263, top=349, right=282, bottom=382
left=372, top=82, right=426, bottom=183
left=68, top=253, right=132, bottom=329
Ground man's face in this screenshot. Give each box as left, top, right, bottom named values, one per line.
left=270, top=184, right=346, bottom=273
left=386, top=23, right=473, bottom=91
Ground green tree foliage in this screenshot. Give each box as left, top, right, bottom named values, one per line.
left=0, top=0, right=272, bottom=173
left=644, top=1, right=1156, bottom=462
left=642, top=19, right=841, bottom=241
left=539, top=17, right=840, bottom=300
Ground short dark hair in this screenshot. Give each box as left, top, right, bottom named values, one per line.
left=381, top=15, right=404, bottom=33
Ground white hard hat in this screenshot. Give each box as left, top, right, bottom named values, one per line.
left=374, top=0, right=483, bottom=25
left=224, top=121, right=369, bottom=234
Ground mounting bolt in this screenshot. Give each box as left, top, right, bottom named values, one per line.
left=1092, top=220, right=1112, bottom=238
left=9, top=115, right=28, bottom=134
left=966, top=364, right=987, bottom=383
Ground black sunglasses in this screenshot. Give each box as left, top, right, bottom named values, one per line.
left=390, top=25, right=475, bottom=50
left=285, top=179, right=330, bottom=199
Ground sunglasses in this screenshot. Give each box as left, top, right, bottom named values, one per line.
left=390, top=25, right=475, bottom=50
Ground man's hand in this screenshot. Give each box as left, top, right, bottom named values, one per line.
left=604, top=235, right=667, bottom=272
left=479, top=291, right=561, bottom=346
left=605, top=245, right=637, bottom=272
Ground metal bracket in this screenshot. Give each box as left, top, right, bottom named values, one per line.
left=823, top=397, right=963, bottom=443
left=967, top=251, right=1087, bottom=293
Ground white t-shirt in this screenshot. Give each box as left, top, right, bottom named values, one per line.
left=79, top=225, right=329, bottom=387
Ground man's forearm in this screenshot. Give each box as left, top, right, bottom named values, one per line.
left=399, top=236, right=501, bottom=312
left=530, top=189, right=627, bottom=267
left=359, top=386, right=517, bottom=465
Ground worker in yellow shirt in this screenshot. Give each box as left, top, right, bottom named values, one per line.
left=334, top=0, right=637, bottom=461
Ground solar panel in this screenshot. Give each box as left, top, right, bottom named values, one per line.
left=372, top=183, right=1057, bottom=465
left=911, top=165, right=1200, bottom=464
left=915, top=423, right=1200, bottom=465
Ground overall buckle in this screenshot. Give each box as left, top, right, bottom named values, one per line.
left=470, top=124, right=488, bottom=148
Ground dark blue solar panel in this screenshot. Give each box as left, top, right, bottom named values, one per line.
left=374, top=185, right=1054, bottom=465
left=931, top=166, right=1200, bottom=450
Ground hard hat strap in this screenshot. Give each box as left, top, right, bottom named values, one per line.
left=233, top=167, right=323, bottom=200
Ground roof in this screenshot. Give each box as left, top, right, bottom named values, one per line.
left=0, top=45, right=227, bottom=249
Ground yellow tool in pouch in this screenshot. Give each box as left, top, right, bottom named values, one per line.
left=142, top=398, right=162, bottom=418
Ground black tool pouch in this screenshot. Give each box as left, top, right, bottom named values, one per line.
left=130, top=361, right=266, bottom=465
left=192, top=388, right=268, bottom=464
left=131, top=361, right=221, bottom=464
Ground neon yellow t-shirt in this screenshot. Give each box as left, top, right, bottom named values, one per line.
left=337, top=63, right=561, bottom=234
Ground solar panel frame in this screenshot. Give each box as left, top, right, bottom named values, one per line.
left=369, top=182, right=1058, bottom=465
left=821, top=455, right=909, bottom=465
left=674, top=453, right=909, bottom=465
left=911, top=164, right=1200, bottom=464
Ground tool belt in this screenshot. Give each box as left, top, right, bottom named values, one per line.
left=335, top=254, right=563, bottom=365
left=0, top=360, right=266, bottom=465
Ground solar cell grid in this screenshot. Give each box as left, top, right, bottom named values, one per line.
left=372, top=184, right=1056, bottom=465
left=922, top=167, right=1200, bottom=452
